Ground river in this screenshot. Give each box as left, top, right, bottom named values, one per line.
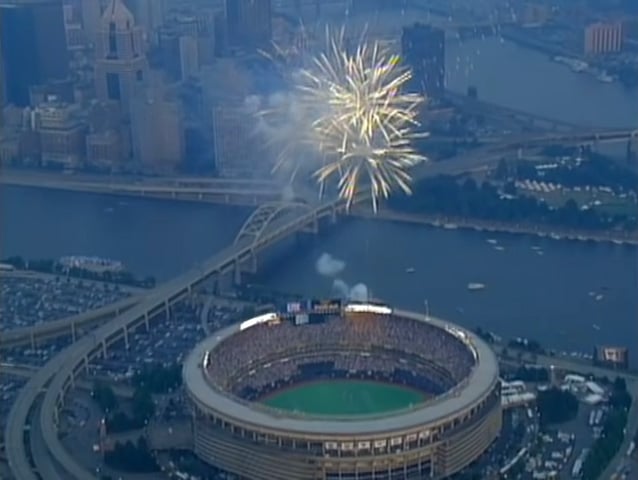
left=446, top=37, right=638, bottom=129
left=1, top=38, right=636, bottom=361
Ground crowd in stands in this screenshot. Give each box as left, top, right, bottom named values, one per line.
left=206, top=314, right=476, bottom=401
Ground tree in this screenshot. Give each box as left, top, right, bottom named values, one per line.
left=537, top=387, right=579, bottom=425
left=132, top=388, right=154, bottom=423
left=92, top=383, right=118, bottom=413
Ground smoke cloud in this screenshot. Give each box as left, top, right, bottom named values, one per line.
left=315, top=253, right=345, bottom=277
left=315, top=253, right=369, bottom=302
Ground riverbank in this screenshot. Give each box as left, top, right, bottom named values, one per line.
left=352, top=208, right=638, bottom=246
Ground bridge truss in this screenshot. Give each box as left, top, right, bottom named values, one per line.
left=234, top=202, right=313, bottom=247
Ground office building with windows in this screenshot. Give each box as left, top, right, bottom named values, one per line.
left=0, top=0, right=69, bottom=106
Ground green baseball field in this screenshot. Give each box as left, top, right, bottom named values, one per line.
left=261, top=380, right=428, bottom=416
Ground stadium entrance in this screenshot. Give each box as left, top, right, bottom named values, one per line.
left=260, top=379, right=428, bottom=416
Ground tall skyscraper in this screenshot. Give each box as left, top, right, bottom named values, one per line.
left=401, top=23, right=445, bottom=98
left=225, top=0, right=272, bottom=51
left=0, top=0, right=69, bottom=107
left=94, top=0, right=148, bottom=113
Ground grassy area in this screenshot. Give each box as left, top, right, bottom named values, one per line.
left=527, top=189, right=637, bottom=216
left=261, top=380, right=428, bottom=416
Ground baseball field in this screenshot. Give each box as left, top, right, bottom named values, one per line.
left=261, top=379, right=428, bottom=416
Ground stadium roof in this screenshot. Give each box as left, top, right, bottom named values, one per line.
left=183, top=309, right=499, bottom=437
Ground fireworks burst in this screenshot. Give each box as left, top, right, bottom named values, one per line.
left=260, top=26, right=428, bottom=211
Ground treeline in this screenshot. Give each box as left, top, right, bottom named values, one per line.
left=92, top=364, right=181, bottom=433
left=104, top=438, right=159, bottom=473
left=1, top=256, right=156, bottom=288
left=582, top=378, right=632, bottom=480
left=537, top=387, right=579, bottom=425
left=134, top=363, right=182, bottom=394
left=388, top=176, right=637, bottom=232
left=91, top=382, right=155, bottom=433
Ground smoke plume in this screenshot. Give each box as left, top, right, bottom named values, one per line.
left=315, top=253, right=345, bottom=277
left=315, top=253, right=369, bottom=302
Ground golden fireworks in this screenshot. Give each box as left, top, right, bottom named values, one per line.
left=262, top=27, right=427, bottom=211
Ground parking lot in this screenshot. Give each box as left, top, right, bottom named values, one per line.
left=88, top=298, right=247, bottom=382
left=0, top=272, right=132, bottom=330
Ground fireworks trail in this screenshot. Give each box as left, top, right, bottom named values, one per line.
left=258, top=26, right=428, bottom=212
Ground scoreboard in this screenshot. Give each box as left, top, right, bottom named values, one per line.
left=284, top=299, right=343, bottom=324
left=593, top=346, right=629, bottom=370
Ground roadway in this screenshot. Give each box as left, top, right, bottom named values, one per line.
left=0, top=172, right=290, bottom=206
left=0, top=295, right=141, bottom=350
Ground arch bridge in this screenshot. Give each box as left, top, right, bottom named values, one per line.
left=234, top=201, right=315, bottom=247
left=231, top=201, right=317, bottom=281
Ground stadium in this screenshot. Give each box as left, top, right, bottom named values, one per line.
left=183, top=301, right=502, bottom=480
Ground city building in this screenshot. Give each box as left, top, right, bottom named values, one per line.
left=63, top=3, right=85, bottom=50
left=80, top=0, right=102, bottom=44
left=212, top=100, right=262, bottom=177
left=521, top=2, right=551, bottom=27
left=401, top=23, right=445, bottom=98
left=128, top=0, right=166, bottom=46
left=0, top=0, right=69, bottom=107
left=179, top=36, right=200, bottom=80
left=159, top=16, right=203, bottom=81
left=35, top=99, right=86, bottom=167
left=584, top=22, right=624, bottom=55
left=0, top=31, right=5, bottom=127
left=225, top=0, right=272, bottom=52
left=94, top=0, right=148, bottom=114
left=29, top=79, right=75, bottom=106
left=86, top=130, right=121, bottom=168
left=130, top=88, right=185, bottom=172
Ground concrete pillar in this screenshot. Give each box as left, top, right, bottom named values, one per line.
left=102, top=340, right=107, bottom=358
left=247, top=252, right=258, bottom=274
left=123, top=327, right=129, bottom=350
left=330, top=206, right=338, bottom=224
left=71, top=321, right=76, bottom=343
left=144, top=312, right=150, bottom=331
left=30, top=330, right=36, bottom=349
left=234, top=260, right=242, bottom=286
left=165, top=300, right=170, bottom=319
left=309, top=213, right=319, bottom=234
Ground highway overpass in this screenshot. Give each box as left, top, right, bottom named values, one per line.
left=0, top=173, right=292, bottom=206
left=4, top=197, right=345, bottom=480
left=0, top=296, right=141, bottom=350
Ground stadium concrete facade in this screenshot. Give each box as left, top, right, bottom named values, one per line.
left=183, top=306, right=502, bottom=480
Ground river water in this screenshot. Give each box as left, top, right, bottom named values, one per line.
left=1, top=38, right=636, bottom=360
